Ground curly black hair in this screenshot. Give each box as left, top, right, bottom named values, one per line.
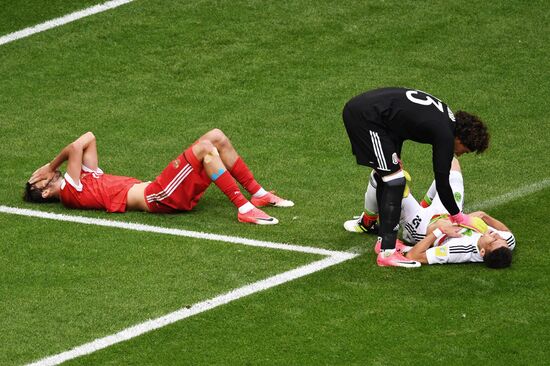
left=454, top=111, right=490, bottom=153
left=23, top=182, right=59, bottom=203
left=483, top=246, right=512, bottom=269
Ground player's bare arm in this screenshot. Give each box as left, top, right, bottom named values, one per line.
left=469, top=211, right=510, bottom=232
left=29, top=131, right=97, bottom=185
left=405, top=219, right=462, bottom=263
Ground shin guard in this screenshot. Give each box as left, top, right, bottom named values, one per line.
left=378, top=176, right=406, bottom=250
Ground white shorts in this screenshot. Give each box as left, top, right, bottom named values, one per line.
left=401, top=171, right=464, bottom=244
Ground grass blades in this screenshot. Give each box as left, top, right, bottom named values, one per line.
left=0, top=0, right=549, bottom=364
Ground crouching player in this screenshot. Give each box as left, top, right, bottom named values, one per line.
left=345, top=158, right=515, bottom=267
left=25, top=129, right=293, bottom=224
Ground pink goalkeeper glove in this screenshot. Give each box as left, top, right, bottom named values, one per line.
left=450, top=212, right=468, bottom=225
left=450, top=212, right=488, bottom=233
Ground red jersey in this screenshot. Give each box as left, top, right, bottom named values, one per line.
left=59, top=166, right=141, bottom=213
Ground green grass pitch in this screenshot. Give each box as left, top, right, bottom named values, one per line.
left=1, top=0, right=549, bottom=364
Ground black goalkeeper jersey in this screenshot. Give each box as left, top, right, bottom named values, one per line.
left=345, top=87, right=460, bottom=215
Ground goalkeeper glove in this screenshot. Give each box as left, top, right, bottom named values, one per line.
left=450, top=212, right=488, bottom=233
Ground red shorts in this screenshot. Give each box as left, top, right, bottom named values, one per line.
left=144, top=147, right=211, bottom=213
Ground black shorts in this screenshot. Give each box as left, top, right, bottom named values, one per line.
left=342, top=103, right=403, bottom=176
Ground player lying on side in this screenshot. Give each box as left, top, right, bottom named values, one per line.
left=24, top=129, right=293, bottom=225
left=345, top=158, right=515, bottom=267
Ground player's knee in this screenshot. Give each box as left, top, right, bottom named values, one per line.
left=193, top=139, right=216, bottom=160
left=207, top=128, right=224, bottom=138
left=384, top=176, right=406, bottom=188
left=206, top=128, right=230, bottom=149
left=208, top=128, right=226, bottom=141
left=381, top=170, right=406, bottom=187
left=369, top=170, right=380, bottom=188
left=451, top=157, right=461, bottom=172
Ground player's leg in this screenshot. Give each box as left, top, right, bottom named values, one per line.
left=369, top=131, right=421, bottom=267
left=196, top=128, right=239, bottom=169
left=341, top=103, right=381, bottom=233
left=343, top=170, right=380, bottom=233
left=198, top=129, right=293, bottom=207
left=192, top=140, right=278, bottom=225
left=376, top=170, right=419, bottom=267
left=399, top=190, right=426, bottom=244
left=421, top=158, right=462, bottom=208
left=420, top=181, right=436, bottom=207
left=342, top=106, right=419, bottom=267
left=344, top=166, right=416, bottom=234
left=426, top=158, right=464, bottom=215
left=450, top=158, right=464, bottom=211
left=377, top=171, right=405, bottom=249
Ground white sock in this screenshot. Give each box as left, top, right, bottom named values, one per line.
left=364, top=171, right=379, bottom=214
left=425, top=180, right=437, bottom=201
left=365, top=181, right=378, bottom=214
left=381, top=249, right=396, bottom=256
left=252, top=187, right=267, bottom=198
left=238, top=202, right=254, bottom=214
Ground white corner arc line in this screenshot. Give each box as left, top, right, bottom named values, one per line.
left=466, top=177, right=550, bottom=211
left=0, top=205, right=346, bottom=257
left=0, top=205, right=358, bottom=365
left=25, top=254, right=357, bottom=366
left=0, top=0, right=135, bottom=46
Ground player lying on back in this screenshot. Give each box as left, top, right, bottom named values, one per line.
left=384, top=212, right=515, bottom=268
left=345, top=158, right=516, bottom=267
left=24, top=129, right=293, bottom=225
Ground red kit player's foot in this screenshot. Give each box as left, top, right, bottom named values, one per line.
left=238, top=207, right=279, bottom=225
left=251, top=191, right=294, bottom=208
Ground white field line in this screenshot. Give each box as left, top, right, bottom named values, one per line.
left=8, top=175, right=548, bottom=365
left=466, top=177, right=550, bottom=211
left=0, top=205, right=357, bottom=365
left=0, top=205, right=344, bottom=257
left=0, top=0, right=135, bottom=46
left=0, top=3, right=353, bottom=363
left=25, top=254, right=356, bottom=366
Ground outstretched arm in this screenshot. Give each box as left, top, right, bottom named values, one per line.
left=469, top=211, right=510, bottom=232
left=29, top=132, right=97, bottom=184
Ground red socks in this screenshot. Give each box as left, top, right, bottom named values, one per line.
left=209, top=157, right=263, bottom=210
left=229, top=157, right=262, bottom=195
left=212, top=170, right=249, bottom=208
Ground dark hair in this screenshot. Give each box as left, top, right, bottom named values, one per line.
left=455, top=111, right=490, bottom=153
left=483, top=246, right=512, bottom=269
left=23, top=182, right=59, bottom=203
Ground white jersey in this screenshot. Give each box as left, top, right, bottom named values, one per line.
left=426, top=227, right=516, bottom=265
left=401, top=171, right=464, bottom=244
